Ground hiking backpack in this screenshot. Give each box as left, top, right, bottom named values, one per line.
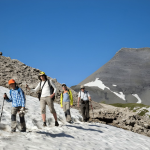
left=38, top=80, right=55, bottom=101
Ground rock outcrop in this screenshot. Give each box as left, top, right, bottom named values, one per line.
left=89, top=102, right=150, bottom=137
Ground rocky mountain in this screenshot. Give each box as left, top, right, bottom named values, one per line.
left=0, top=53, right=78, bottom=105
left=71, top=47, right=150, bottom=105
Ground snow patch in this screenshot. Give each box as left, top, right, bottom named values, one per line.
left=84, top=78, right=110, bottom=90
left=85, top=78, right=126, bottom=100
left=112, top=84, right=117, bottom=87
left=132, top=94, right=142, bottom=103
left=113, top=92, right=126, bottom=100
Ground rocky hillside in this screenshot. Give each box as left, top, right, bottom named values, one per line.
left=89, top=102, right=150, bottom=137
left=72, top=47, right=150, bottom=105
left=0, top=53, right=78, bottom=105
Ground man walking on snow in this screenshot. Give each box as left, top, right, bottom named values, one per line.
left=26, top=72, right=59, bottom=127
left=3, top=79, right=26, bottom=133
left=78, top=85, right=92, bottom=122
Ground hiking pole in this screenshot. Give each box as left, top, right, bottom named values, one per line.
left=0, top=93, right=6, bottom=122
left=90, top=101, right=94, bottom=118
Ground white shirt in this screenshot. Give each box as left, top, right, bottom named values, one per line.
left=78, top=91, right=90, bottom=101
left=31, top=79, right=57, bottom=98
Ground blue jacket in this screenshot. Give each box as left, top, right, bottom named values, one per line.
left=6, top=87, right=26, bottom=107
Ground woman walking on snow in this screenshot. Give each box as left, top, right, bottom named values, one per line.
left=26, top=72, right=59, bottom=127
left=3, top=79, right=26, bottom=133
left=60, top=84, right=73, bottom=123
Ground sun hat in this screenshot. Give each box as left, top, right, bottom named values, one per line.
left=80, top=85, right=85, bottom=89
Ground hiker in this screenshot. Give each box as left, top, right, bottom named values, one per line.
left=3, top=79, right=26, bottom=133
left=26, top=72, right=59, bottom=127
left=60, top=84, right=73, bottom=123
left=78, top=85, right=92, bottom=122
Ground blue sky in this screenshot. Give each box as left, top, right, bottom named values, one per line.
left=0, top=0, right=150, bottom=87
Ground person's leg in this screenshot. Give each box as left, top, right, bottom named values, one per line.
left=53, top=112, right=57, bottom=121
left=40, top=97, right=46, bottom=122
left=85, top=101, right=90, bottom=121
left=11, top=107, right=18, bottom=132
left=46, top=96, right=59, bottom=126
left=63, top=102, right=67, bottom=119
left=81, top=103, right=86, bottom=122
left=19, top=110, right=26, bottom=132
left=66, top=102, right=71, bottom=122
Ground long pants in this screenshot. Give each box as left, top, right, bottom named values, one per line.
left=11, top=107, right=26, bottom=131
left=63, top=102, right=71, bottom=122
left=81, top=100, right=89, bottom=121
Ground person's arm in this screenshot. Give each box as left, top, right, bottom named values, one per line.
left=87, top=92, right=92, bottom=101
left=50, top=79, right=57, bottom=98
left=50, top=79, right=57, bottom=94
left=69, top=90, right=73, bottom=107
left=27, top=82, right=40, bottom=93
left=60, top=93, right=63, bottom=108
left=4, top=93, right=12, bottom=102
left=19, top=88, right=26, bottom=108
left=78, top=92, right=80, bottom=107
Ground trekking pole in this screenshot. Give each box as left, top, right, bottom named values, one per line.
left=90, top=101, right=94, bottom=118
left=0, top=93, right=6, bottom=122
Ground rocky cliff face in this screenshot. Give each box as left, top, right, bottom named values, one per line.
left=0, top=53, right=78, bottom=104
left=72, top=47, right=150, bottom=105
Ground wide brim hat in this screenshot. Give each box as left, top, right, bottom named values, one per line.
left=80, top=85, right=85, bottom=89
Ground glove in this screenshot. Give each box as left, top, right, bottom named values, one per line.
left=19, top=107, right=26, bottom=114
left=3, top=93, right=8, bottom=100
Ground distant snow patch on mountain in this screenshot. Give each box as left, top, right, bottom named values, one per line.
left=84, top=78, right=126, bottom=101
left=132, top=94, right=142, bottom=103
left=113, top=92, right=126, bottom=100
left=112, top=84, right=117, bottom=87
left=84, top=78, right=110, bottom=90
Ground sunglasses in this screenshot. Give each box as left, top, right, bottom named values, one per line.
left=81, top=88, right=85, bottom=89
left=40, top=75, right=45, bottom=77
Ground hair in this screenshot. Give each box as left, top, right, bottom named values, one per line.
left=62, top=85, right=68, bottom=91
left=38, top=75, right=47, bottom=81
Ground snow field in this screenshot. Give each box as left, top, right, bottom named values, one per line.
left=0, top=86, right=150, bottom=150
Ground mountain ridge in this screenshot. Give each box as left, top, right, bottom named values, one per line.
left=72, top=47, right=150, bottom=105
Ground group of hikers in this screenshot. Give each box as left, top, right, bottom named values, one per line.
left=3, top=71, right=92, bottom=133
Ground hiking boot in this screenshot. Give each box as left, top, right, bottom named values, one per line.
left=11, top=129, right=16, bottom=133
left=86, top=118, right=89, bottom=122
left=67, top=120, right=73, bottom=124
left=82, top=119, right=87, bottom=122
left=55, top=121, right=59, bottom=126
left=20, top=128, right=26, bottom=132
left=43, top=122, right=47, bottom=127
